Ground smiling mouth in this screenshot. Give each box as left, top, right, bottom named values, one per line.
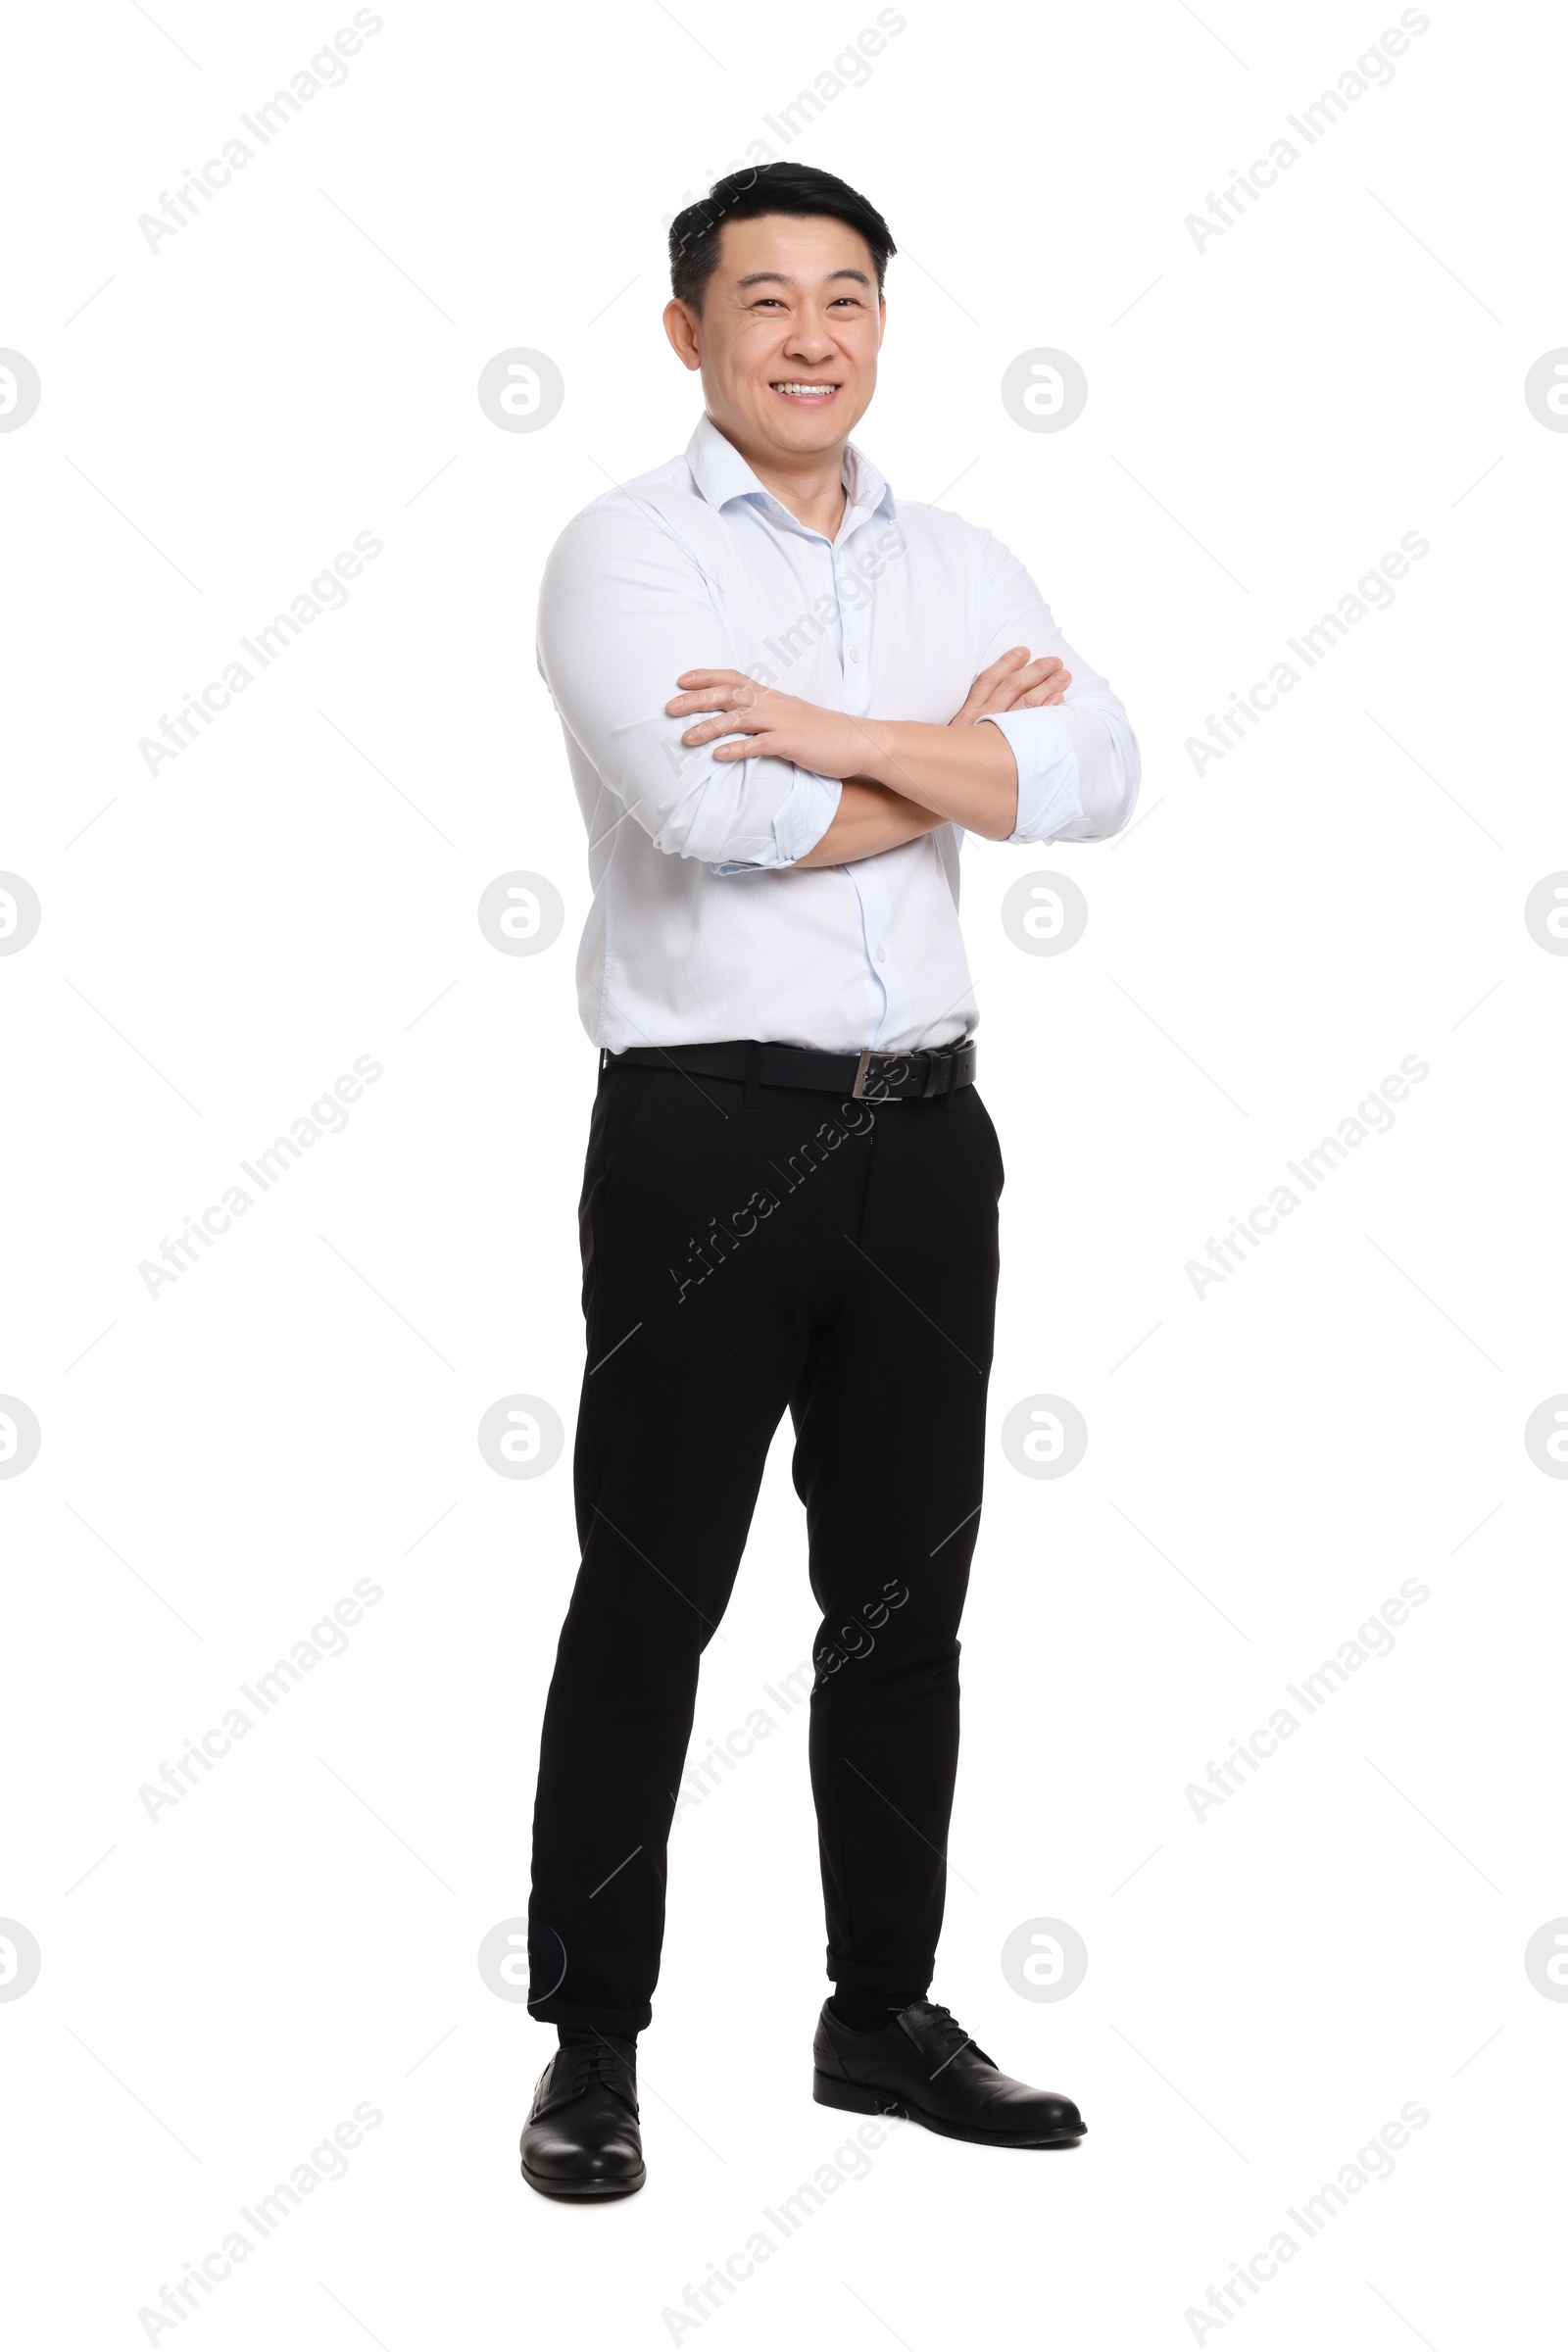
left=771, top=380, right=841, bottom=401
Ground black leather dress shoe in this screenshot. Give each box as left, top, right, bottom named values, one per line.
left=520, top=2034, right=645, bottom=2200
left=813, top=1999, right=1086, bottom=2146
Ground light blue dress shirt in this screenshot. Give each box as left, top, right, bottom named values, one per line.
left=538, top=413, right=1139, bottom=1054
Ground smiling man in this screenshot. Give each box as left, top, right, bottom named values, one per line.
left=520, top=161, right=1138, bottom=2201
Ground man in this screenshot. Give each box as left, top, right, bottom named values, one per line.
left=520, top=161, right=1138, bottom=2200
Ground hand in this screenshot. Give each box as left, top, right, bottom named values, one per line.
left=666, top=670, right=876, bottom=780
left=949, top=646, right=1069, bottom=729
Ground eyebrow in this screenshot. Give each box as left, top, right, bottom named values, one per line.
left=734, top=268, right=873, bottom=290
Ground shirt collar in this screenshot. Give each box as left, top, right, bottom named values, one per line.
left=684, top=411, right=895, bottom=536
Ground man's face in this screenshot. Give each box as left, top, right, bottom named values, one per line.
left=664, top=212, right=884, bottom=459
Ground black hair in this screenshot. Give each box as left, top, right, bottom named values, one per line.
left=668, top=161, right=896, bottom=312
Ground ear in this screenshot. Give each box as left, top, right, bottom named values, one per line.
left=663, top=298, right=703, bottom=371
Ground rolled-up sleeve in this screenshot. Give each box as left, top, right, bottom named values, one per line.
left=707, top=765, right=842, bottom=875
left=971, top=533, right=1141, bottom=844
left=538, top=497, right=841, bottom=870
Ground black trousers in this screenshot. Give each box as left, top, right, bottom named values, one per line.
left=526, top=1054, right=1004, bottom=2034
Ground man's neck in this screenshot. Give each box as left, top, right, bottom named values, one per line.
left=717, top=423, right=850, bottom=541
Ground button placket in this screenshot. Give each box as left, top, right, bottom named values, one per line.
left=851, top=861, right=901, bottom=1046
left=835, top=505, right=878, bottom=689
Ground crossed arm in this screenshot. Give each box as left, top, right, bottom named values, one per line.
left=538, top=503, right=1137, bottom=868
left=664, top=646, right=1068, bottom=868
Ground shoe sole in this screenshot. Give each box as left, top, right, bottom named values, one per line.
left=812, top=2069, right=1086, bottom=2147
left=520, top=2158, right=647, bottom=2201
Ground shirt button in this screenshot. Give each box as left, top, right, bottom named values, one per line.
left=848, top=647, right=860, bottom=662
left=874, top=945, right=886, bottom=963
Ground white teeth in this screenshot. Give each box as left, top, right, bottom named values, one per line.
left=774, top=383, right=836, bottom=395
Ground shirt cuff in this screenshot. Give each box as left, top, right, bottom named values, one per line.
left=707, top=768, right=843, bottom=875
left=977, top=710, right=1083, bottom=845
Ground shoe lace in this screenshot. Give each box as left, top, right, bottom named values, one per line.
left=563, top=2035, right=635, bottom=2103
left=912, top=2003, right=991, bottom=2073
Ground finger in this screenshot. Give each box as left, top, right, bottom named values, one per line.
left=952, top=652, right=1032, bottom=723
left=666, top=685, right=756, bottom=715
left=977, top=660, right=1066, bottom=714
left=667, top=678, right=753, bottom=706
left=957, top=650, right=1029, bottom=707
left=681, top=710, right=766, bottom=744
left=673, top=668, right=745, bottom=688
left=972, top=647, right=1031, bottom=686
left=974, top=680, right=1037, bottom=715
left=680, top=716, right=753, bottom=744
left=984, top=659, right=1063, bottom=710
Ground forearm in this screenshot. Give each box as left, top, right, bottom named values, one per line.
left=855, top=719, right=1020, bottom=839
left=793, top=777, right=948, bottom=867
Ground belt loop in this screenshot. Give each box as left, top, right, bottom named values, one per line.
left=744, top=1041, right=760, bottom=1111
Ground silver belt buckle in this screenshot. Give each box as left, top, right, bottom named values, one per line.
left=852, top=1049, right=904, bottom=1102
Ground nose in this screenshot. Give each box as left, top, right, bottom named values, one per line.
left=782, top=313, right=837, bottom=364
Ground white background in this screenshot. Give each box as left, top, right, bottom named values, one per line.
left=3, top=0, right=1566, bottom=2344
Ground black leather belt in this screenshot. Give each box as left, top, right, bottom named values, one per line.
left=604, top=1036, right=977, bottom=1103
